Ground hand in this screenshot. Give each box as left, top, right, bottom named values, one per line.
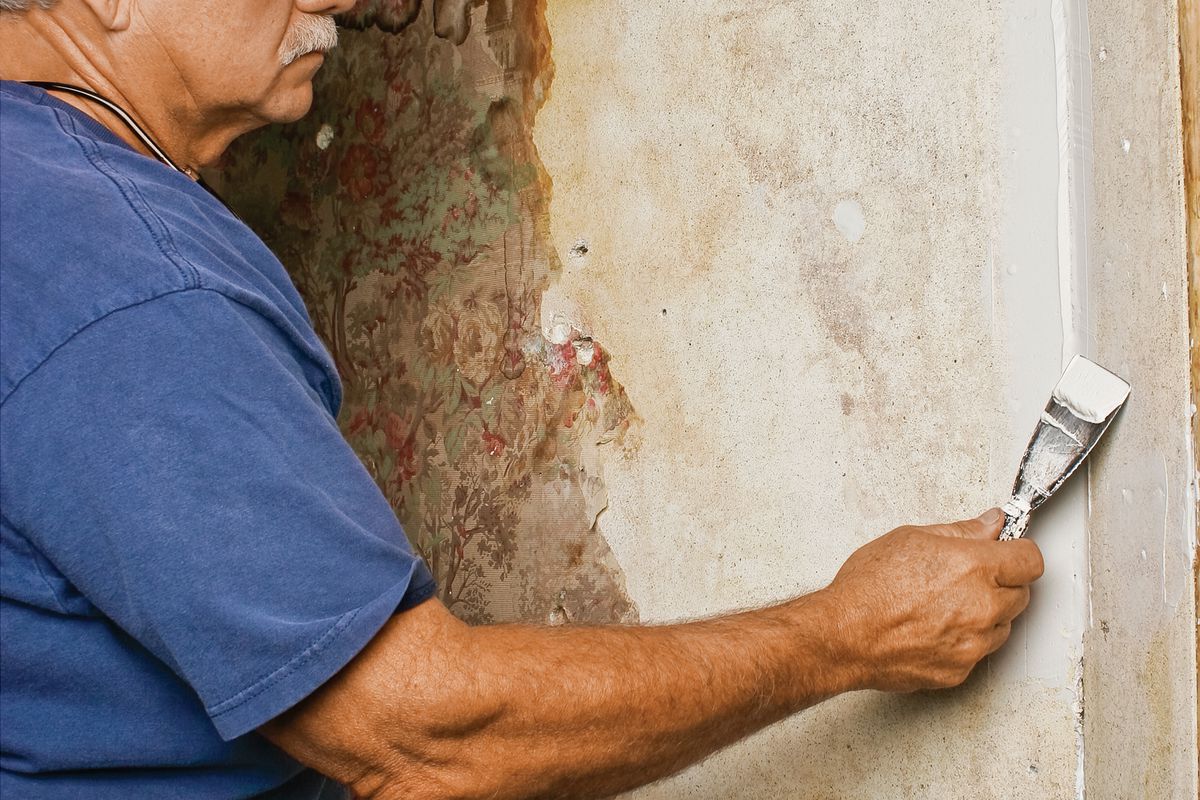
left=821, top=509, right=1044, bottom=692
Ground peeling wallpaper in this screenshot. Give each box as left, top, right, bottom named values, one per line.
left=216, top=0, right=636, bottom=626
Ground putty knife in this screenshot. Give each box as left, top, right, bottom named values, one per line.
left=999, top=355, right=1131, bottom=540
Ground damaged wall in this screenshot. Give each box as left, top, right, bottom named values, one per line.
left=534, top=0, right=1193, bottom=797
left=216, top=0, right=1197, bottom=796
left=216, top=0, right=636, bottom=626
left=534, top=1, right=1082, bottom=797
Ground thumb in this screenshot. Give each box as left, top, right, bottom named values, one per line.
left=936, top=508, right=1004, bottom=540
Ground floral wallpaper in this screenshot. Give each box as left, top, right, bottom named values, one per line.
left=213, top=0, right=636, bottom=624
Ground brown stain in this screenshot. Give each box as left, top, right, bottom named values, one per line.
left=797, top=258, right=875, bottom=359
left=564, top=538, right=585, bottom=569
left=1142, top=629, right=1177, bottom=795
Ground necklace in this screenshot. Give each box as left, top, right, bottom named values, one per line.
left=23, top=80, right=200, bottom=180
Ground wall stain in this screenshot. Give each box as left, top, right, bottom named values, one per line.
left=1142, top=628, right=1177, bottom=796
left=213, top=0, right=637, bottom=625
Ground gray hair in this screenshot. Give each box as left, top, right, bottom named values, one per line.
left=0, top=0, right=59, bottom=11
left=278, top=14, right=339, bottom=67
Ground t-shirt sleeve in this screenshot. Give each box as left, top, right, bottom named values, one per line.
left=0, top=288, right=436, bottom=740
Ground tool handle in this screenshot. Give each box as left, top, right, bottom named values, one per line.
left=999, top=500, right=1031, bottom=540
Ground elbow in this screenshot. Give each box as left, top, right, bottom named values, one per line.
left=350, top=754, right=509, bottom=800
left=349, top=704, right=513, bottom=800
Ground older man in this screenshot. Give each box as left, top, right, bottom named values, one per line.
left=0, top=0, right=1044, bottom=797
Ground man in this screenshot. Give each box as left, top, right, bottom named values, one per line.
left=0, top=0, right=1044, bottom=797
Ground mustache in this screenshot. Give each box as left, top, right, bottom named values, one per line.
left=279, top=14, right=339, bottom=66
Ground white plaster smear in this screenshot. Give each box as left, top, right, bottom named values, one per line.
left=1051, top=0, right=1094, bottom=370
left=1051, top=355, right=1129, bottom=423
left=832, top=198, right=866, bottom=243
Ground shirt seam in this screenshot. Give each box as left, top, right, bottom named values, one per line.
left=0, top=288, right=339, bottom=411
left=0, top=288, right=198, bottom=408
left=48, top=105, right=203, bottom=290
left=403, top=575, right=438, bottom=606
left=208, top=561, right=432, bottom=721
left=23, top=83, right=130, bottom=150
left=10, top=91, right=344, bottom=415
left=206, top=605, right=363, bottom=719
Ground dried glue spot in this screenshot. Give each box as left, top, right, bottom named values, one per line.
left=545, top=314, right=574, bottom=345
left=315, top=124, right=334, bottom=150
left=574, top=339, right=595, bottom=366
left=1121, top=138, right=1131, bottom=154
left=832, top=199, right=866, bottom=244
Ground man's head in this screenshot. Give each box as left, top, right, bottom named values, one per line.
left=0, top=0, right=355, bottom=165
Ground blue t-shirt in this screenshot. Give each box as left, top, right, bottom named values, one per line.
left=0, top=81, right=436, bottom=798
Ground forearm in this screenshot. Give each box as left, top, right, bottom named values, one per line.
left=364, top=591, right=855, bottom=800
left=264, top=513, right=1042, bottom=798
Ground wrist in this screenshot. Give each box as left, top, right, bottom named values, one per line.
left=792, top=587, right=870, bottom=696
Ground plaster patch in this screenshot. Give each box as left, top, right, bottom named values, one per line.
left=832, top=198, right=867, bottom=243
left=314, top=123, right=334, bottom=150
left=1050, top=0, right=1094, bottom=369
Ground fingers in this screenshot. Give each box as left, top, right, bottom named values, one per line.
left=984, top=622, right=1013, bottom=656
left=936, top=508, right=1005, bottom=541
left=992, top=539, right=1045, bottom=587
left=994, top=585, right=1031, bottom=624
left=981, top=588, right=1031, bottom=659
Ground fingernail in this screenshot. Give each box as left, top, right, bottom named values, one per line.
left=977, top=508, right=1003, bottom=524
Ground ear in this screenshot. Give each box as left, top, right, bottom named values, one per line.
left=77, top=0, right=134, bottom=32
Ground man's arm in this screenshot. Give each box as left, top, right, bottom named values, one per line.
left=260, top=510, right=1043, bottom=800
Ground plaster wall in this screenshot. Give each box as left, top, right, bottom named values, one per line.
left=1082, top=1, right=1198, bottom=796
left=534, top=0, right=1193, bottom=797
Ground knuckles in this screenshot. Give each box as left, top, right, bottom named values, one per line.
left=842, top=519, right=1035, bottom=694
left=1018, top=540, right=1046, bottom=580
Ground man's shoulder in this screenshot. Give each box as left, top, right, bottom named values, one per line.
left=0, top=82, right=328, bottom=408
left=1, top=83, right=198, bottom=404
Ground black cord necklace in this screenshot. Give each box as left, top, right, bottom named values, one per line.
left=24, top=80, right=199, bottom=180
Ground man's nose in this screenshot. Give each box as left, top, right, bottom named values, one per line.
left=296, top=0, right=358, bottom=19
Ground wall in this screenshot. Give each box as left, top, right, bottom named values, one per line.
left=1083, top=0, right=1198, bottom=796
left=535, top=1, right=1082, bottom=797
left=216, top=0, right=1197, bottom=796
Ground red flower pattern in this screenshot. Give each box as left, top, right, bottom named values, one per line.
left=339, top=143, right=379, bottom=202
left=355, top=100, right=387, bottom=146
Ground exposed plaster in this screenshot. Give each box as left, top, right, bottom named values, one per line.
left=535, top=0, right=1090, bottom=795
left=1083, top=0, right=1198, bottom=793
